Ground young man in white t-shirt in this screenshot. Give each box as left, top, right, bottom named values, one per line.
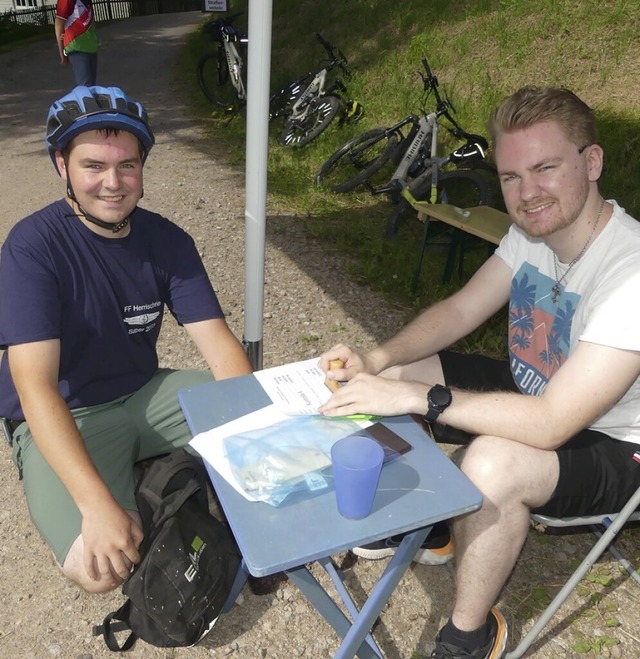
left=318, top=86, right=640, bottom=659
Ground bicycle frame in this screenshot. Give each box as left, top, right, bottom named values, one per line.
left=221, top=34, right=247, bottom=102
left=389, top=112, right=440, bottom=195
left=289, top=68, right=329, bottom=116
left=376, top=105, right=487, bottom=206
left=286, top=34, right=349, bottom=122
left=365, top=56, right=487, bottom=206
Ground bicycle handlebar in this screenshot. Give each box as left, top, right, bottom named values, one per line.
left=315, top=32, right=349, bottom=76
left=203, top=12, right=246, bottom=41
left=315, top=32, right=334, bottom=58
left=421, top=57, right=434, bottom=80
left=417, top=55, right=491, bottom=155
left=420, top=56, right=459, bottom=120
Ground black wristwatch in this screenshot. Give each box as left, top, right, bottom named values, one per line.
left=424, top=384, right=452, bottom=424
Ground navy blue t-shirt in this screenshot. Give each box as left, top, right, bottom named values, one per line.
left=0, top=199, right=224, bottom=419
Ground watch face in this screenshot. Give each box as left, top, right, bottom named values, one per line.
left=430, top=386, right=451, bottom=408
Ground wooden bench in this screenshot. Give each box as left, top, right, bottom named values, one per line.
left=410, top=201, right=512, bottom=292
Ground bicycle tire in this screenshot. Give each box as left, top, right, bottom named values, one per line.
left=197, top=51, right=240, bottom=110
left=385, top=169, right=494, bottom=239
left=278, top=95, right=341, bottom=148
left=315, top=128, right=399, bottom=193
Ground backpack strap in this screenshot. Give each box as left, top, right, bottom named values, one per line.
left=93, top=600, right=138, bottom=652
left=143, top=478, right=200, bottom=528
left=136, top=450, right=208, bottom=527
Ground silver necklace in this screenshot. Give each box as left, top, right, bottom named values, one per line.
left=551, top=197, right=605, bottom=304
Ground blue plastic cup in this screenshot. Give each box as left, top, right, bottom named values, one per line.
left=331, top=435, right=384, bottom=519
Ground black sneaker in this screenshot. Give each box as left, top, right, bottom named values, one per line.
left=352, top=523, right=454, bottom=566
left=430, top=608, right=508, bottom=658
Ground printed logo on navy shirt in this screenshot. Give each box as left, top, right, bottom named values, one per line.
left=124, top=312, right=161, bottom=326
left=123, top=301, right=161, bottom=335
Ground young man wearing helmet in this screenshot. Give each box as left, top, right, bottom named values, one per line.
left=0, top=86, right=252, bottom=593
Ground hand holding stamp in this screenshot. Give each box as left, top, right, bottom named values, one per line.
left=324, top=359, right=344, bottom=393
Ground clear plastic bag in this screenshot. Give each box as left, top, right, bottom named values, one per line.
left=224, top=415, right=361, bottom=506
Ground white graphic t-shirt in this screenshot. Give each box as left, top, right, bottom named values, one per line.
left=495, top=200, right=640, bottom=444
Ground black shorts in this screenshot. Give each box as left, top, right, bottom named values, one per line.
left=437, top=350, right=640, bottom=517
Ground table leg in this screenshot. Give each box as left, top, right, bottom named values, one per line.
left=222, top=559, right=249, bottom=613
left=286, top=527, right=430, bottom=659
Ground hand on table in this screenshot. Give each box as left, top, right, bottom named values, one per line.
left=319, top=372, right=426, bottom=418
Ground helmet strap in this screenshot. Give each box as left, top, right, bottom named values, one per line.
left=66, top=179, right=132, bottom=234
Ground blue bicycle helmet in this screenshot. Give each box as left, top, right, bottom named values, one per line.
left=45, top=86, right=155, bottom=173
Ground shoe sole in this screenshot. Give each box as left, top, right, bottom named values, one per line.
left=414, top=538, right=455, bottom=565
left=351, top=546, right=395, bottom=560
left=352, top=538, right=454, bottom=566
left=489, top=608, right=508, bottom=659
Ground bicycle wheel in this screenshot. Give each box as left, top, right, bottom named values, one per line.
left=197, top=51, right=238, bottom=110
left=269, top=79, right=305, bottom=120
left=385, top=169, right=494, bottom=239
left=278, top=95, right=341, bottom=148
left=315, top=128, right=399, bottom=193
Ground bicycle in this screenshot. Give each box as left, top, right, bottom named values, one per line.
left=197, top=16, right=362, bottom=148
left=274, top=32, right=359, bottom=148
left=197, top=13, right=248, bottom=112
left=315, top=56, right=495, bottom=238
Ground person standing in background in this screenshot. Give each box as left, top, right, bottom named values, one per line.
left=55, top=0, right=98, bottom=86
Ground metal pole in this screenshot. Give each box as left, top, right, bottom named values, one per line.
left=243, top=0, right=272, bottom=371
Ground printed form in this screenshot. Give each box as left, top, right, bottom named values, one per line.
left=253, top=358, right=333, bottom=415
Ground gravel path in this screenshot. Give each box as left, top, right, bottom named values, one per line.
left=0, top=12, right=638, bottom=659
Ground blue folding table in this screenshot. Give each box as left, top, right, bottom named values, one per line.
left=178, top=374, right=482, bottom=659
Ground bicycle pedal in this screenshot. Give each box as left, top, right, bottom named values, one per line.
left=372, top=184, right=395, bottom=196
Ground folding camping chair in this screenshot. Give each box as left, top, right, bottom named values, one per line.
left=505, top=483, right=640, bottom=658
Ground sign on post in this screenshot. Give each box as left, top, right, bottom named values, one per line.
left=205, top=0, right=228, bottom=11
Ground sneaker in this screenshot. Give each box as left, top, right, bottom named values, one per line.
left=352, top=523, right=454, bottom=566
left=430, top=608, right=508, bottom=659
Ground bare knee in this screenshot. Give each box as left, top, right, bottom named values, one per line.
left=461, top=436, right=518, bottom=486
left=60, top=539, right=124, bottom=594
left=461, top=435, right=559, bottom=508
left=61, top=563, right=124, bottom=593
left=75, top=573, right=123, bottom=594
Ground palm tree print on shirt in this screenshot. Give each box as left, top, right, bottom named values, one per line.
left=508, top=263, right=577, bottom=395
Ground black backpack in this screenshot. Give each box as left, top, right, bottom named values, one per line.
left=93, top=449, right=241, bottom=651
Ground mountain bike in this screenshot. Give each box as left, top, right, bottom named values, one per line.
left=197, top=13, right=248, bottom=112
left=198, top=17, right=361, bottom=148
left=315, top=56, right=495, bottom=238
left=274, top=32, right=359, bottom=148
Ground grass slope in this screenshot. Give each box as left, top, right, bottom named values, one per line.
left=183, top=0, right=640, bottom=354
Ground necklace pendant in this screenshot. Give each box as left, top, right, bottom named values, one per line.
left=551, top=282, right=561, bottom=303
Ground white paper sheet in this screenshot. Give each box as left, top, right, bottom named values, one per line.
left=253, top=357, right=332, bottom=415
